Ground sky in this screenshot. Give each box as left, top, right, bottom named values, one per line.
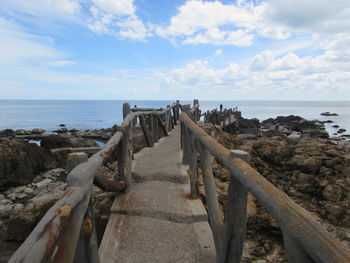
left=0, top=0, right=350, bottom=100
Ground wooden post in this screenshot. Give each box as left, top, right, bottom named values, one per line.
left=223, top=150, right=250, bottom=263
left=282, top=229, right=314, bottom=263
left=139, top=114, right=152, bottom=147
left=148, top=114, right=154, bottom=145
left=198, top=143, right=224, bottom=260
left=74, top=196, right=100, bottom=263
left=181, top=105, right=191, bottom=165
left=122, top=102, right=131, bottom=119
left=67, top=152, right=88, bottom=173
left=66, top=153, right=99, bottom=263
left=157, top=115, right=168, bottom=136
left=188, top=129, right=199, bottom=198
left=117, top=124, right=132, bottom=192
left=153, top=111, right=159, bottom=142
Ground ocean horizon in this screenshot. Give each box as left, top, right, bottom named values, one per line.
left=1, top=99, right=350, bottom=138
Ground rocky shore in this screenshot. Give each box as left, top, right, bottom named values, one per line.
left=0, top=113, right=349, bottom=262
left=0, top=125, right=147, bottom=262
left=199, top=114, right=350, bottom=262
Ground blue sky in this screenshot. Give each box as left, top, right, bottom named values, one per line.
left=0, top=0, right=350, bottom=100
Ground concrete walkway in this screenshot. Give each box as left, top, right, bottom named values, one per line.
left=99, top=125, right=216, bottom=263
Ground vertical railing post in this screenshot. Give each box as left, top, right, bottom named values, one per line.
left=62, top=153, right=99, bottom=263
left=153, top=111, right=159, bottom=142
left=223, top=150, right=250, bottom=263
left=188, top=128, right=199, bottom=199
left=181, top=104, right=191, bottom=165
left=282, top=229, right=314, bottom=263
left=198, top=143, right=224, bottom=261
left=148, top=114, right=154, bottom=145
left=139, top=114, right=152, bottom=147
left=117, top=122, right=132, bottom=193
left=74, top=196, right=100, bottom=263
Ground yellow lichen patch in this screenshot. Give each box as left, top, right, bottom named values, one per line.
left=204, top=169, right=212, bottom=179
left=81, top=216, right=93, bottom=237
left=187, top=169, right=193, bottom=178
left=57, top=205, right=71, bottom=217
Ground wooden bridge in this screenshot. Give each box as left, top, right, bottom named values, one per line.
left=9, top=101, right=350, bottom=263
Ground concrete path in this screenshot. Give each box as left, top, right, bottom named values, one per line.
left=99, top=126, right=216, bottom=263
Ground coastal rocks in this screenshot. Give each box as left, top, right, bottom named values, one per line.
left=0, top=138, right=57, bottom=189
left=337, top=128, right=346, bottom=134
left=40, top=135, right=98, bottom=150
left=40, top=135, right=71, bottom=149
left=0, top=129, right=14, bottom=138
left=31, top=128, right=45, bottom=135
left=261, top=115, right=329, bottom=138
left=53, top=127, right=68, bottom=133
left=321, top=112, right=338, bottom=116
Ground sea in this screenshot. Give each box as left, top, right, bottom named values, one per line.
left=1, top=100, right=350, bottom=138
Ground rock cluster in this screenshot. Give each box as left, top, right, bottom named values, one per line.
left=0, top=138, right=57, bottom=189
left=198, top=122, right=350, bottom=262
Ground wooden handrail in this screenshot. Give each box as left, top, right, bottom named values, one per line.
left=9, top=101, right=182, bottom=263
left=180, top=111, right=350, bottom=263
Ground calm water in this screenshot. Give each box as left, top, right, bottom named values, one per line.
left=1, top=100, right=349, bottom=137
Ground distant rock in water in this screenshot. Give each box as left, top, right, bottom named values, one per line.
left=0, top=138, right=57, bottom=189
left=321, top=112, right=338, bottom=116
left=261, top=115, right=329, bottom=138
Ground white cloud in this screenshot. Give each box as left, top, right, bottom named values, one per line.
left=155, top=0, right=257, bottom=45
left=88, top=0, right=151, bottom=40
left=156, top=48, right=350, bottom=99
left=91, top=0, right=135, bottom=16
left=0, top=18, right=66, bottom=66
left=262, top=0, right=350, bottom=35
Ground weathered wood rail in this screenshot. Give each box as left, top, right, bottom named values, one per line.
left=9, top=101, right=181, bottom=263
left=180, top=110, right=350, bottom=263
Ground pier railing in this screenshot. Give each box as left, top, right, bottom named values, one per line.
left=180, top=111, right=350, bottom=263
left=9, top=101, right=181, bottom=263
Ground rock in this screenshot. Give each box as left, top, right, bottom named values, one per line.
left=14, top=129, right=31, bottom=136
left=0, top=185, right=66, bottom=241
left=333, top=125, right=340, bottom=128
left=59, top=124, right=66, bottom=127
left=42, top=168, right=66, bottom=179
left=0, top=138, right=57, bottom=189
left=322, top=185, right=342, bottom=201
left=321, top=112, right=338, bottom=116
left=54, top=127, right=68, bottom=133
left=40, top=135, right=71, bottom=149
left=287, top=132, right=301, bottom=144
left=69, top=128, right=78, bottom=133
left=0, top=129, right=14, bottom=138
left=337, top=128, right=346, bottom=134
left=31, top=128, right=45, bottom=135
left=323, top=120, right=334, bottom=123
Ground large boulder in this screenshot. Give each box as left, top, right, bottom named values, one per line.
left=40, top=135, right=71, bottom=149
left=0, top=129, right=14, bottom=138
left=0, top=138, right=56, bottom=189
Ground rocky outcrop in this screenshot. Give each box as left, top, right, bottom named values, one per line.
left=321, top=112, right=338, bottom=116
left=40, top=135, right=98, bottom=150
left=198, top=122, right=350, bottom=262
left=261, top=115, right=329, bottom=138
left=0, top=129, right=14, bottom=138
left=0, top=138, right=57, bottom=189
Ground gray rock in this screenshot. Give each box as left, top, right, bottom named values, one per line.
left=42, top=168, right=66, bottom=179
left=31, top=128, right=45, bottom=135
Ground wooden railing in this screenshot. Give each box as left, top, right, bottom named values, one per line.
left=9, top=101, right=181, bottom=263
left=180, top=110, right=350, bottom=263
